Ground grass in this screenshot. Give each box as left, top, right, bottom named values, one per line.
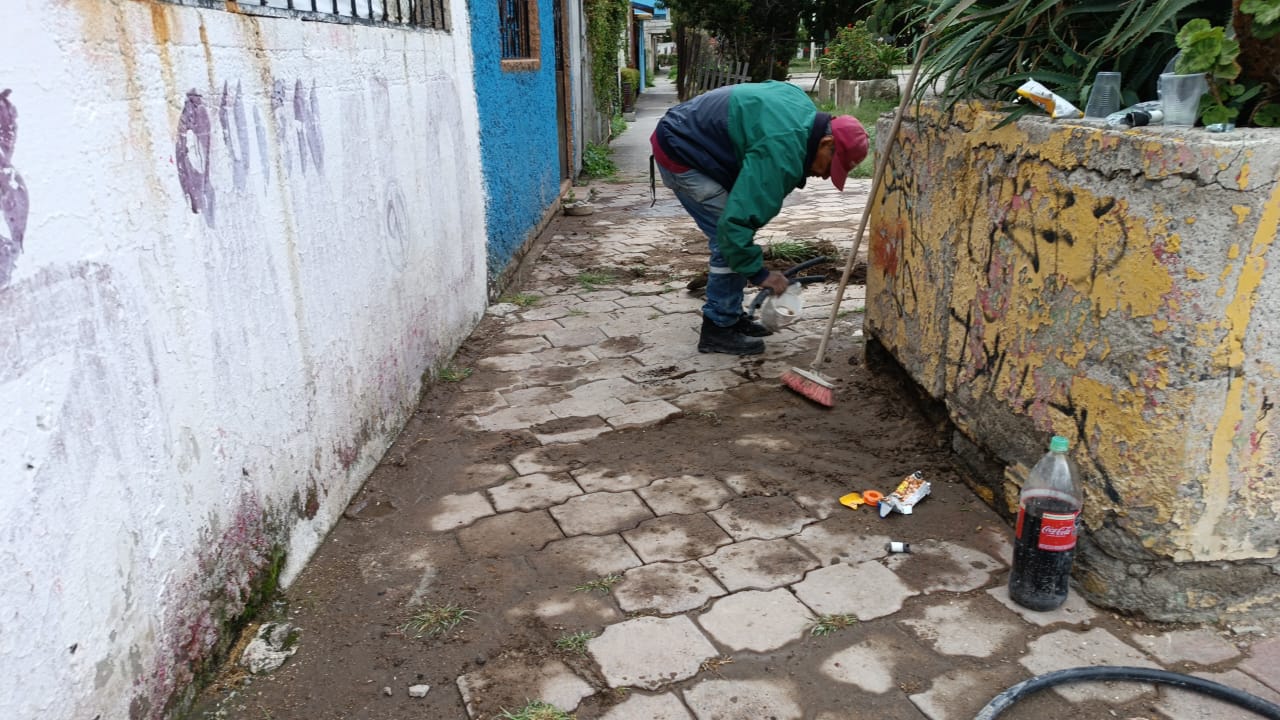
left=582, top=142, right=617, bottom=180
left=497, top=700, right=573, bottom=720
left=811, top=613, right=859, bottom=636
left=788, top=58, right=820, bottom=73
left=610, top=114, right=627, bottom=139
left=576, top=270, right=616, bottom=291
left=554, top=630, right=596, bottom=655
left=573, top=574, right=622, bottom=594
left=437, top=365, right=473, bottom=383
left=501, top=293, right=540, bottom=308
left=766, top=239, right=820, bottom=264
left=400, top=603, right=476, bottom=639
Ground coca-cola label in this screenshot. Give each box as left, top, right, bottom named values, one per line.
left=1037, top=511, right=1079, bottom=551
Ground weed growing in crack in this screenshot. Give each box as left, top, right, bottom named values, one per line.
left=401, top=603, right=476, bottom=639
left=576, top=270, right=616, bottom=291
left=811, top=613, right=858, bottom=636
left=695, top=410, right=722, bottom=426
left=438, top=365, right=473, bottom=382
left=497, top=700, right=573, bottom=720
left=699, top=656, right=735, bottom=676
left=572, top=574, right=621, bottom=594
left=501, top=293, right=541, bottom=308
left=553, top=630, right=596, bottom=655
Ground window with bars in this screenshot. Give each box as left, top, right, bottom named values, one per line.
left=166, top=0, right=449, bottom=31
left=499, top=0, right=540, bottom=70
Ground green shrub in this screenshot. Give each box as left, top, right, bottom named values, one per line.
left=586, top=0, right=629, bottom=115
left=820, top=21, right=902, bottom=80
left=1173, top=16, right=1278, bottom=126
left=582, top=143, right=617, bottom=179
left=620, top=67, right=641, bottom=90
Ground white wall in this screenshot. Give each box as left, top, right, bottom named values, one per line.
left=568, top=0, right=586, bottom=172
left=0, top=2, right=487, bottom=718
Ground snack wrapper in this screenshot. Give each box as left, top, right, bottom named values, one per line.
left=879, top=471, right=931, bottom=517
left=1016, top=79, right=1083, bottom=119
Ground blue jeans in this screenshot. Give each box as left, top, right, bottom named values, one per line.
left=658, top=165, right=748, bottom=328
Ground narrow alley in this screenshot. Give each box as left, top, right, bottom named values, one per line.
left=196, top=76, right=1280, bottom=720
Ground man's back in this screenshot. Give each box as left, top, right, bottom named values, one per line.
left=655, top=81, right=817, bottom=192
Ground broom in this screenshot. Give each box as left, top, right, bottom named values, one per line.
left=781, top=31, right=934, bottom=407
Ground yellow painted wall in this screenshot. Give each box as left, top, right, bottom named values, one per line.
left=867, top=103, right=1280, bottom=568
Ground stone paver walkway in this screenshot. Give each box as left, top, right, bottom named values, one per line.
left=204, top=75, right=1280, bottom=720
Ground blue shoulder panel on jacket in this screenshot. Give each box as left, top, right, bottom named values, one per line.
left=653, top=85, right=739, bottom=190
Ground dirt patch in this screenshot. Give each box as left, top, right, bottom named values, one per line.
left=192, top=354, right=989, bottom=718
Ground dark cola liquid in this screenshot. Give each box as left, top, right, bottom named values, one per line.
left=1009, top=498, right=1078, bottom=611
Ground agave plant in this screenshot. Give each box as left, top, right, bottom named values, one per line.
left=905, top=0, right=1230, bottom=113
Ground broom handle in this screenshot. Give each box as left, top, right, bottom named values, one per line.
left=809, top=32, right=931, bottom=372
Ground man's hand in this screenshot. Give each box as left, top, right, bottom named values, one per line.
left=758, top=270, right=790, bottom=298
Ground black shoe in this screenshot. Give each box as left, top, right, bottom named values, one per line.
left=698, top=317, right=765, bottom=355
left=733, top=314, right=773, bottom=337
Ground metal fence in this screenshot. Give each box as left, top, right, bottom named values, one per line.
left=499, top=0, right=532, bottom=58
left=167, top=0, right=449, bottom=31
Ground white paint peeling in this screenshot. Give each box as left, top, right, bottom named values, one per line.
left=0, top=1, right=487, bottom=718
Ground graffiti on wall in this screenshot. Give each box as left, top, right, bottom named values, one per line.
left=176, top=91, right=216, bottom=224
left=0, top=89, right=29, bottom=288
left=867, top=103, right=1280, bottom=564
left=871, top=124, right=1169, bottom=511
left=176, top=79, right=325, bottom=227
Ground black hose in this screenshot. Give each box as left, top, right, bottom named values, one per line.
left=782, top=255, right=830, bottom=277
left=975, top=666, right=1280, bottom=720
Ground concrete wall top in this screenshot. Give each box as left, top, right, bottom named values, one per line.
left=0, top=1, right=486, bottom=717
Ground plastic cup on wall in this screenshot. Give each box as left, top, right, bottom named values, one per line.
left=1084, top=72, right=1122, bottom=118
left=1159, top=73, right=1208, bottom=127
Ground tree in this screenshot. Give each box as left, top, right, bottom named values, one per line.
left=666, top=0, right=876, bottom=81
left=803, top=0, right=876, bottom=44
left=665, top=0, right=790, bottom=81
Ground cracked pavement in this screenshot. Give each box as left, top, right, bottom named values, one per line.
left=198, top=75, right=1280, bottom=720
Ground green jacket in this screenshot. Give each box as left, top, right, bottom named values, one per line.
left=654, top=81, right=828, bottom=280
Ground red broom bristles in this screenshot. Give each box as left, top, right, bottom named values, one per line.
left=780, top=368, right=834, bottom=408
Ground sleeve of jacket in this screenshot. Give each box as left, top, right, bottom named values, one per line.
left=714, top=133, right=806, bottom=280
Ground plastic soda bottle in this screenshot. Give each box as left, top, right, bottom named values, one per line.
left=1009, top=435, right=1083, bottom=611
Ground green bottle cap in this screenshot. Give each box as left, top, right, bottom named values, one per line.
left=1050, top=435, right=1069, bottom=453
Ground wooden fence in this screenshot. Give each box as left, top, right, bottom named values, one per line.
left=688, top=60, right=752, bottom=98
left=676, top=28, right=752, bottom=100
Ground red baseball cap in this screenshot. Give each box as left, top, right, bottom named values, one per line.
left=829, top=115, right=869, bottom=191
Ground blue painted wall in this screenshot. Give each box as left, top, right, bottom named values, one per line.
left=470, top=0, right=562, bottom=281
